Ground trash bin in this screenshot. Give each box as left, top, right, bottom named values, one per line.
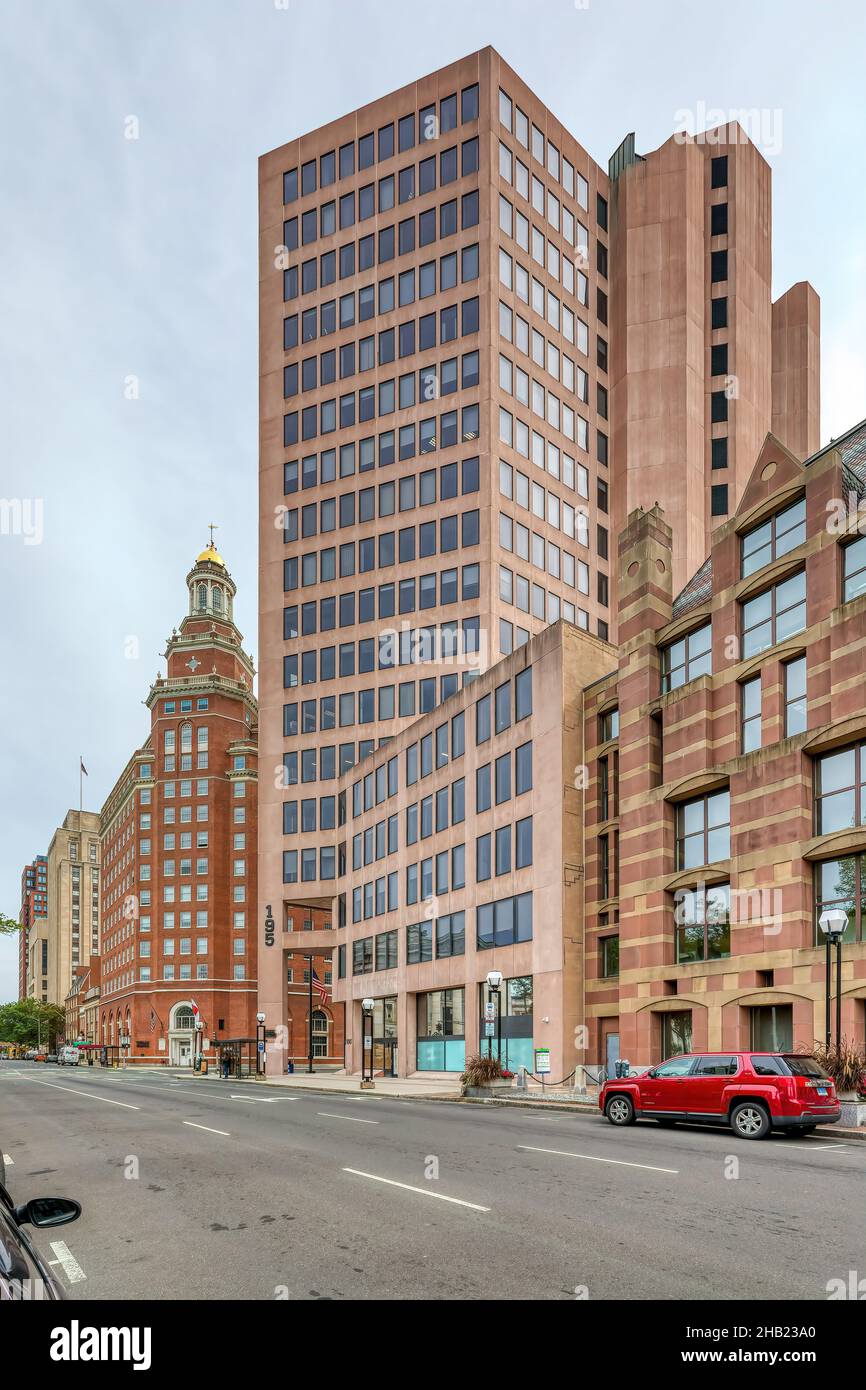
left=287, top=1060, right=295, bottom=1074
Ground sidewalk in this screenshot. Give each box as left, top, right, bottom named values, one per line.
left=255, top=1071, right=463, bottom=1099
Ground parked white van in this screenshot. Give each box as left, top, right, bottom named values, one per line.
left=58, top=1045, right=81, bottom=1066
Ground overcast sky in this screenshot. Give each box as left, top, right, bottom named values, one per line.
left=1, top=0, right=864, bottom=999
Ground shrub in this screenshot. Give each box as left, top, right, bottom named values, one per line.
left=460, top=1053, right=506, bottom=1091
left=798, top=1038, right=866, bottom=1095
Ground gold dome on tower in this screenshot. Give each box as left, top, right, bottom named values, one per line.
left=196, top=525, right=225, bottom=567
left=196, top=543, right=225, bottom=567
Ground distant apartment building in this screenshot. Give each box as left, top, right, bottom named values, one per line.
left=333, top=420, right=866, bottom=1076
left=257, top=46, right=819, bottom=1069
left=19, top=854, right=48, bottom=999
left=44, top=812, right=101, bottom=1007
left=98, top=543, right=260, bottom=1064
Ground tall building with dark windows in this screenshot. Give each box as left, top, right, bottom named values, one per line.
left=257, top=47, right=820, bottom=1073
left=19, top=854, right=48, bottom=1000
left=609, top=127, right=820, bottom=593
left=258, top=48, right=615, bottom=1068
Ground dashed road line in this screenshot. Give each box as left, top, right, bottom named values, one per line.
left=318, top=1112, right=379, bottom=1124
left=342, top=1168, right=489, bottom=1211
left=517, top=1144, right=678, bottom=1174
left=18, top=1078, right=140, bottom=1110
left=183, top=1121, right=230, bottom=1137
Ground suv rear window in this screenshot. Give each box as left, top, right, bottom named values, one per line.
left=783, top=1055, right=830, bottom=1079
left=750, top=1054, right=785, bottom=1076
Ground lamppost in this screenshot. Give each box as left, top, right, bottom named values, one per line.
left=361, top=998, right=375, bottom=1088
left=486, top=970, right=503, bottom=1067
left=307, top=954, right=314, bottom=1075
left=256, top=1011, right=266, bottom=1077
left=195, top=1019, right=204, bottom=1071
left=818, top=908, right=847, bottom=1050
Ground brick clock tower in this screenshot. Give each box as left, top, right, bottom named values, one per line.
left=99, top=540, right=258, bottom=1066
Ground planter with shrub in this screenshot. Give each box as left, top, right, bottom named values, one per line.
left=799, top=1039, right=866, bottom=1126
left=460, top=1052, right=514, bottom=1097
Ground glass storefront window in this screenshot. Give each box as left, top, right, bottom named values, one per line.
left=416, top=988, right=465, bottom=1072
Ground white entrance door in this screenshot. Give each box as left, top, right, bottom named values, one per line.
left=171, top=1036, right=193, bottom=1066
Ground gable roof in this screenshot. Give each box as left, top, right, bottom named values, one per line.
left=806, top=417, right=866, bottom=499
left=671, top=556, right=713, bottom=618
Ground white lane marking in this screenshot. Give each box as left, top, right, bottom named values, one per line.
left=517, top=1145, right=679, bottom=1174
left=183, top=1121, right=230, bottom=1136
left=230, top=1096, right=256, bottom=1103
left=783, top=1143, right=849, bottom=1152
left=48, top=1241, right=86, bottom=1284
left=342, top=1168, right=489, bottom=1210
left=20, top=1079, right=139, bottom=1110
left=318, top=1112, right=379, bottom=1125
left=2, top=1153, right=13, bottom=1165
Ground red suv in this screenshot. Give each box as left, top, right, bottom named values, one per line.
left=600, top=1052, right=841, bottom=1140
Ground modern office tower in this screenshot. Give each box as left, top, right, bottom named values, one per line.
left=258, top=47, right=614, bottom=1069
left=19, top=854, right=48, bottom=999
left=258, top=47, right=820, bottom=1070
left=609, top=127, right=820, bottom=592
left=44, top=811, right=101, bottom=1007
left=97, top=543, right=259, bottom=1065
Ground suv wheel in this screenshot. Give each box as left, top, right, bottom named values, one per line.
left=605, top=1094, right=635, bottom=1127
left=731, top=1102, right=770, bottom=1140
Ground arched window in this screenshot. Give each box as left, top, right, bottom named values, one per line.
left=172, top=1005, right=195, bottom=1031
left=197, top=583, right=207, bottom=611
left=212, top=586, right=223, bottom=613
left=311, top=1010, right=329, bottom=1058
left=180, top=724, right=192, bottom=753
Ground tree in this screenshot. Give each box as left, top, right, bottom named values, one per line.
left=0, top=913, right=21, bottom=937
left=0, top=999, right=65, bottom=1050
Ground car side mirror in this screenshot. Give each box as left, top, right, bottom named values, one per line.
left=646, top=1067, right=657, bottom=1079
left=14, top=1197, right=81, bottom=1229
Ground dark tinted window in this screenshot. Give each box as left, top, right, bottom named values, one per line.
left=750, top=1054, right=785, bottom=1076
left=783, top=1055, right=829, bottom=1078
left=694, top=1054, right=738, bottom=1076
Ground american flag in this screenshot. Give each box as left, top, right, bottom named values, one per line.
left=311, top=968, right=329, bottom=1003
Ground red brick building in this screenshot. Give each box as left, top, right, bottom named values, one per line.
left=584, top=419, right=866, bottom=1068
left=98, top=543, right=259, bottom=1065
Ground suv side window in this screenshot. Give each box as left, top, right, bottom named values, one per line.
left=694, top=1055, right=738, bottom=1076
left=750, top=1054, right=785, bottom=1076
left=654, top=1056, right=695, bottom=1077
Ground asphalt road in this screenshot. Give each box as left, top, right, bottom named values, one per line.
left=1, top=1060, right=862, bottom=1301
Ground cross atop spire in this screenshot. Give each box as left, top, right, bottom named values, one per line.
left=208, top=522, right=219, bottom=547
